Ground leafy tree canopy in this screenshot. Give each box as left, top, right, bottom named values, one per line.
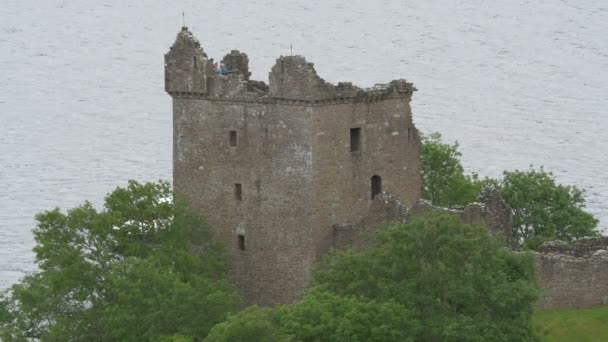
left=206, top=214, right=540, bottom=341
left=421, top=132, right=598, bottom=249
left=0, top=180, right=238, bottom=341
left=494, top=167, right=599, bottom=248
left=421, top=132, right=481, bottom=207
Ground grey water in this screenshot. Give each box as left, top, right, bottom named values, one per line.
left=1, top=0, right=607, bottom=289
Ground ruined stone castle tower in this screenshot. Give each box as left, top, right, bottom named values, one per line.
left=165, top=27, right=422, bottom=306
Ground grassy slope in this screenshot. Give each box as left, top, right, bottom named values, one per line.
left=533, top=306, right=608, bottom=341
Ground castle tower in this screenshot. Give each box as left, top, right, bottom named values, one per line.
left=165, top=28, right=422, bottom=306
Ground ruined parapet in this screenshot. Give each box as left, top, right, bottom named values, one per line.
left=333, top=192, right=408, bottom=250
left=356, top=79, right=417, bottom=103
left=164, top=27, right=212, bottom=95
left=222, top=50, right=252, bottom=80
left=207, top=72, right=249, bottom=98
left=269, top=55, right=336, bottom=101
left=246, top=80, right=270, bottom=95
left=409, top=187, right=512, bottom=245
left=470, top=186, right=512, bottom=244
left=206, top=50, right=271, bottom=98
left=534, top=247, right=608, bottom=310
left=267, top=56, right=416, bottom=102
left=537, top=236, right=608, bottom=258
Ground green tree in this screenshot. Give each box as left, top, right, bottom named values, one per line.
left=421, top=132, right=481, bottom=207
left=205, top=306, right=292, bottom=342
left=496, top=167, right=599, bottom=248
left=420, top=132, right=598, bottom=249
left=311, top=214, right=539, bottom=341
left=0, top=180, right=238, bottom=341
left=275, top=290, right=416, bottom=342
left=206, top=292, right=417, bottom=342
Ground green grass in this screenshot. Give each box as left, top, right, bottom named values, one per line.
left=533, top=306, right=608, bottom=341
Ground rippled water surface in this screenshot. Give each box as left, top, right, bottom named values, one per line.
left=1, top=0, right=607, bottom=288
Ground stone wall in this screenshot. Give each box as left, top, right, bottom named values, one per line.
left=537, top=237, right=608, bottom=258
left=535, top=238, right=608, bottom=310
left=333, top=192, right=408, bottom=250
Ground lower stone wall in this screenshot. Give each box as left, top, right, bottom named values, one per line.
left=535, top=240, right=608, bottom=310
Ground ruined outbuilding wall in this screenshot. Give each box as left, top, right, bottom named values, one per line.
left=333, top=192, right=408, bottom=250
left=534, top=238, right=608, bottom=310
left=410, top=187, right=512, bottom=244
left=334, top=187, right=511, bottom=251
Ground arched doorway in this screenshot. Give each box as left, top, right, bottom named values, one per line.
left=371, top=175, right=382, bottom=199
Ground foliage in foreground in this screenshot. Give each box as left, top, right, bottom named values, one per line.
left=533, top=306, right=608, bottom=342
left=0, top=181, right=239, bottom=341
left=206, top=214, right=540, bottom=341
left=495, top=167, right=599, bottom=248
left=421, top=132, right=598, bottom=249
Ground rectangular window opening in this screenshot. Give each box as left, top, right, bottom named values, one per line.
left=234, top=183, right=242, bottom=201
left=350, top=128, right=361, bottom=153
left=238, top=234, right=245, bottom=250
left=229, top=131, right=237, bottom=147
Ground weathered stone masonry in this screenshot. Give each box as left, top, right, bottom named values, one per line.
left=165, top=27, right=607, bottom=310
left=165, top=27, right=421, bottom=306
left=534, top=238, right=608, bottom=310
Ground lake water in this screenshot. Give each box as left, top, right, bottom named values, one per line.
left=1, top=0, right=607, bottom=289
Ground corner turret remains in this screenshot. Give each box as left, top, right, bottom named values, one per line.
left=165, top=27, right=421, bottom=305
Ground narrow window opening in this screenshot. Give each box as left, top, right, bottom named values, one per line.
left=193, top=56, right=197, bottom=68
left=229, top=131, right=237, bottom=147
left=408, top=127, right=412, bottom=140
left=238, top=234, right=245, bottom=250
left=371, top=175, right=382, bottom=199
left=234, top=183, right=242, bottom=201
left=280, top=60, right=285, bottom=73
left=350, top=128, right=361, bottom=153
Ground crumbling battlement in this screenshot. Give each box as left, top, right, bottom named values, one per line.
left=268, top=55, right=416, bottom=102
left=165, top=27, right=416, bottom=104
